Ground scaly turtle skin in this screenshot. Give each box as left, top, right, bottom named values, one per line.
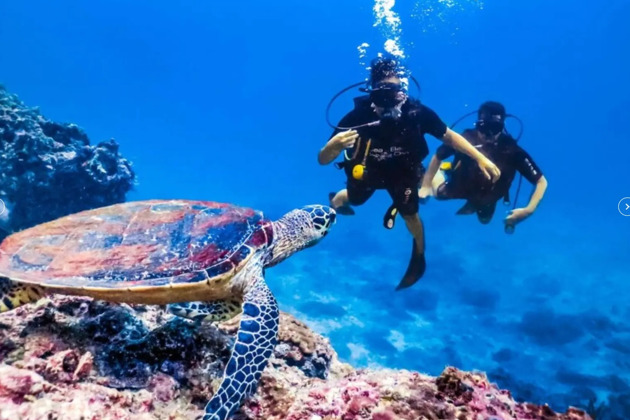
left=0, top=199, right=336, bottom=420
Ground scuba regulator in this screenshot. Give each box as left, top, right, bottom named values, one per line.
left=325, top=76, right=421, bottom=131
left=475, top=114, right=506, bottom=137
left=368, top=82, right=408, bottom=123
left=327, top=76, right=421, bottom=182
left=449, top=109, right=523, bottom=140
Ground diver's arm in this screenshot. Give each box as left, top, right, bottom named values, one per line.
left=317, top=143, right=343, bottom=165
left=505, top=176, right=548, bottom=225
left=318, top=130, right=359, bottom=165
left=441, top=128, right=501, bottom=182
left=421, top=154, right=441, bottom=189
left=418, top=154, right=442, bottom=201
left=524, top=175, right=548, bottom=213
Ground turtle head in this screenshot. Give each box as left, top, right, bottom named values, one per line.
left=265, top=205, right=336, bottom=267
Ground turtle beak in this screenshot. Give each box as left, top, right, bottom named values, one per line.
left=329, top=211, right=337, bottom=226
left=321, top=207, right=336, bottom=236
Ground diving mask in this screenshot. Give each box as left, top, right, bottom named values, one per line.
left=369, top=82, right=407, bottom=121
left=476, top=114, right=505, bottom=136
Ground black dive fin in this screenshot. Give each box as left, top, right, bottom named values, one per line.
left=456, top=201, right=477, bottom=215
left=395, top=238, right=426, bottom=291
left=383, top=203, right=398, bottom=229
left=328, top=192, right=355, bottom=215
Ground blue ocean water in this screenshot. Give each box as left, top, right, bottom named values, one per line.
left=2, top=0, right=629, bottom=415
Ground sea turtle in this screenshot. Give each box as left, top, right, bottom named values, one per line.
left=0, top=199, right=336, bottom=420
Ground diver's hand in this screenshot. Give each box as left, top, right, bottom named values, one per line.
left=319, top=130, right=359, bottom=165
left=505, top=208, right=532, bottom=225
left=418, top=186, right=432, bottom=203
left=477, top=157, right=501, bottom=183
left=330, top=130, right=359, bottom=150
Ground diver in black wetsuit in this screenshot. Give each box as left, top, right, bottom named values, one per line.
left=318, top=57, right=501, bottom=290
left=419, top=101, right=548, bottom=231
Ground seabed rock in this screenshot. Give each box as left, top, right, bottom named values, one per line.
left=0, top=85, right=135, bottom=241
left=0, top=295, right=592, bottom=420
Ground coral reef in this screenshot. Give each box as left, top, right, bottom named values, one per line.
left=0, top=295, right=593, bottom=420
left=0, top=85, right=135, bottom=240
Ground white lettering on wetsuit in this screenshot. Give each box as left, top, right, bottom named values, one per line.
left=368, top=146, right=410, bottom=162
left=523, top=157, right=539, bottom=178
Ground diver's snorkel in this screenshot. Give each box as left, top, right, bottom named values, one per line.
left=325, top=76, right=421, bottom=131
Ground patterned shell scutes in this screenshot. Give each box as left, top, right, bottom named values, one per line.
left=0, top=200, right=274, bottom=289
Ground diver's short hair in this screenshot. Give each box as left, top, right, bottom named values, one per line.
left=478, top=101, right=506, bottom=119
left=369, top=55, right=402, bottom=87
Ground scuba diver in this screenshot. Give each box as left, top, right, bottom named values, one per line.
left=418, top=101, right=548, bottom=232
left=318, top=56, right=501, bottom=290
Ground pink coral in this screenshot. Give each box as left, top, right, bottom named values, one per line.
left=0, top=295, right=593, bottom=420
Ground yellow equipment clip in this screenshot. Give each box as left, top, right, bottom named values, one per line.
left=352, top=138, right=371, bottom=181
left=440, top=161, right=453, bottom=171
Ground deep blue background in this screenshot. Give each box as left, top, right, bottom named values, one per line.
left=2, top=0, right=629, bottom=416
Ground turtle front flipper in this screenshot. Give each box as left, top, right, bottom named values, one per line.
left=0, top=277, right=45, bottom=313
left=203, top=267, right=279, bottom=420
left=167, top=299, right=242, bottom=323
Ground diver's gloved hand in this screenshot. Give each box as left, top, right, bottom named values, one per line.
left=505, top=207, right=532, bottom=225
left=477, top=156, right=501, bottom=183
left=418, top=186, right=432, bottom=203
left=330, top=129, right=359, bottom=151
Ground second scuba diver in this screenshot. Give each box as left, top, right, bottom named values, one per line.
left=318, top=56, right=501, bottom=290
left=419, top=101, right=548, bottom=232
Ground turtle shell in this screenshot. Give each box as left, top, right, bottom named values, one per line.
left=0, top=200, right=274, bottom=292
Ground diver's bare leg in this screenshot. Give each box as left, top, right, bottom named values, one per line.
left=329, top=189, right=355, bottom=215
left=331, top=189, right=349, bottom=208
left=402, top=213, right=425, bottom=254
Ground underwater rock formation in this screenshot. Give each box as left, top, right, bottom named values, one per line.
left=0, top=295, right=593, bottom=420
left=0, top=85, right=135, bottom=240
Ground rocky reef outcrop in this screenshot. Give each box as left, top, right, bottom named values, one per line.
left=0, top=295, right=593, bottom=420
left=0, top=85, right=135, bottom=240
